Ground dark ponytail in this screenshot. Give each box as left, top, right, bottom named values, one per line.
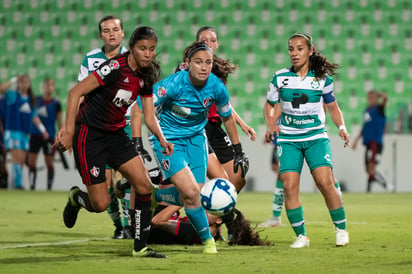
left=290, top=32, right=340, bottom=79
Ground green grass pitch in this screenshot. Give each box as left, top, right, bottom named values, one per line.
left=0, top=190, right=411, bottom=273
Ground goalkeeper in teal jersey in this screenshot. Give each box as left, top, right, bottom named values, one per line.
left=77, top=15, right=131, bottom=240
left=139, top=41, right=247, bottom=254
left=264, top=32, right=350, bottom=248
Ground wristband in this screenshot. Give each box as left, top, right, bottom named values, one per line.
left=338, top=125, right=346, bottom=131
left=38, top=123, right=47, bottom=134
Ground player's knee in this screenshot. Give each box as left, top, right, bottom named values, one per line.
left=91, top=198, right=110, bottom=212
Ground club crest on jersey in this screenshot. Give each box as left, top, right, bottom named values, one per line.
left=157, top=87, right=167, bottom=97
left=109, top=60, right=120, bottom=70
left=161, top=159, right=170, bottom=171
left=203, top=97, right=211, bottom=107
left=311, top=78, right=320, bottom=89
left=139, top=79, right=144, bottom=88
left=90, top=166, right=100, bottom=177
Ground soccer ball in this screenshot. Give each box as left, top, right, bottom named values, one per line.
left=200, top=178, right=237, bottom=216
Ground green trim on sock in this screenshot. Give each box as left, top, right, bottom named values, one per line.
left=286, top=206, right=306, bottom=236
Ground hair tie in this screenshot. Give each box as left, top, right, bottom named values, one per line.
left=289, top=32, right=313, bottom=48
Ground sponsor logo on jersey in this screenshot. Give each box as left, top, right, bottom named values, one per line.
left=161, top=159, right=170, bottom=171
left=37, top=106, right=48, bottom=117
left=283, top=114, right=315, bottom=127
left=282, top=78, right=289, bottom=86
left=19, top=102, right=32, bottom=113
left=139, top=79, right=144, bottom=88
left=324, top=154, right=331, bottom=162
left=88, top=58, right=105, bottom=70
left=90, top=166, right=100, bottom=177
left=311, top=77, right=320, bottom=89
left=123, top=77, right=129, bottom=83
left=113, top=89, right=133, bottom=107
left=171, top=105, right=191, bottom=118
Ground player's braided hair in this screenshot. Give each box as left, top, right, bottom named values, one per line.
left=129, top=26, right=161, bottom=93
left=290, top=32, right=340, bottom=79
left=226, top=208, right=273, bottom=246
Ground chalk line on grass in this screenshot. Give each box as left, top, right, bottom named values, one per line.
left=0, top=238, right=111, bottom=250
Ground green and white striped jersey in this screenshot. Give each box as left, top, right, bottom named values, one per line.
left=267, top=68, right=335, bottom=142
left=77, top=45, right=127, bottom=82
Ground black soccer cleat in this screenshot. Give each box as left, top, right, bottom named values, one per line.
left=133, top=247, right=168, bottom=258
left=113, top=226, right=125, bottom=239
left=63, top=186, right=81, bottom=228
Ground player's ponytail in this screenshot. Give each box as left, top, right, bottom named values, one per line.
left=289, top=32, right=340, bottom=79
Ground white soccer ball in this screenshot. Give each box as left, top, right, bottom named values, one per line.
left=200, top=178, right=237, bottom=216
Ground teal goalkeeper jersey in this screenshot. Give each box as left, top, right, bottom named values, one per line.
left=148, top=70, right=232, bottom=140
left=266, top=68, right=337, bottom=142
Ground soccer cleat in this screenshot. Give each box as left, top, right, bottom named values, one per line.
left=336, top=229, right=349, bottom=247
left=258, top=216, right=282, bottom=228
left=133, top=247, right=167, bottom=258
left=63, top=186, right=81, bottom=228
left=113, top=179, right=126, bottom=199
left=113, top=227, right=125, bottom=239
left=203, top=238, right=218, bottom=254
left=123, top=225, right=134, bottom=239
left=290, top=235, right=310, bottom=248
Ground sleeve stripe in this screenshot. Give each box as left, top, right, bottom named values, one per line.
left=92, top=71, right=105, bottom=86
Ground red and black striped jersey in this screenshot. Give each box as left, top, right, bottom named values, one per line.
left=76, top=52, right=152, bottom=131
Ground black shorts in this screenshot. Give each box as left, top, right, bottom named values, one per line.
left=365, top=141, right=383, bottom=164
left=29, top=135, right=55, bottom=155
left=205, top=121, right=234, bottom=164
left=73, top=123, right=138, bottom=186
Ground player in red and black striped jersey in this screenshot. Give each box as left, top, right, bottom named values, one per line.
left=57, top=26, right=174, bottom=258
left=76, top=54, right=152, bottom=131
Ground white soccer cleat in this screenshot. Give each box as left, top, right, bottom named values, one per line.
left=290, top=234, right=310, bottom=248
left=258, top=216, right=282, bottom=227
left=336, top=228, right=349, bottom=247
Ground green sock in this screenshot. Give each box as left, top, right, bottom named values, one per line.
left=107, top=187, right=122, bottom=228
left=121, top=188, right=131, bottom=227
left=286, top=206, right=306, bottom=236
left=329, top=206, right=347, bottom=230
left=272, top=179, right=284, bottom=218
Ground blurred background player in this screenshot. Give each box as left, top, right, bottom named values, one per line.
left=264, top=32, right=349, bottom=248
left=352, top=90, right=392, bottom=192
left=0, top=75, right=48, bottom=189
left=27, top=78, right=62, bottom=190
left=77, top=15, right=131, bottom=239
